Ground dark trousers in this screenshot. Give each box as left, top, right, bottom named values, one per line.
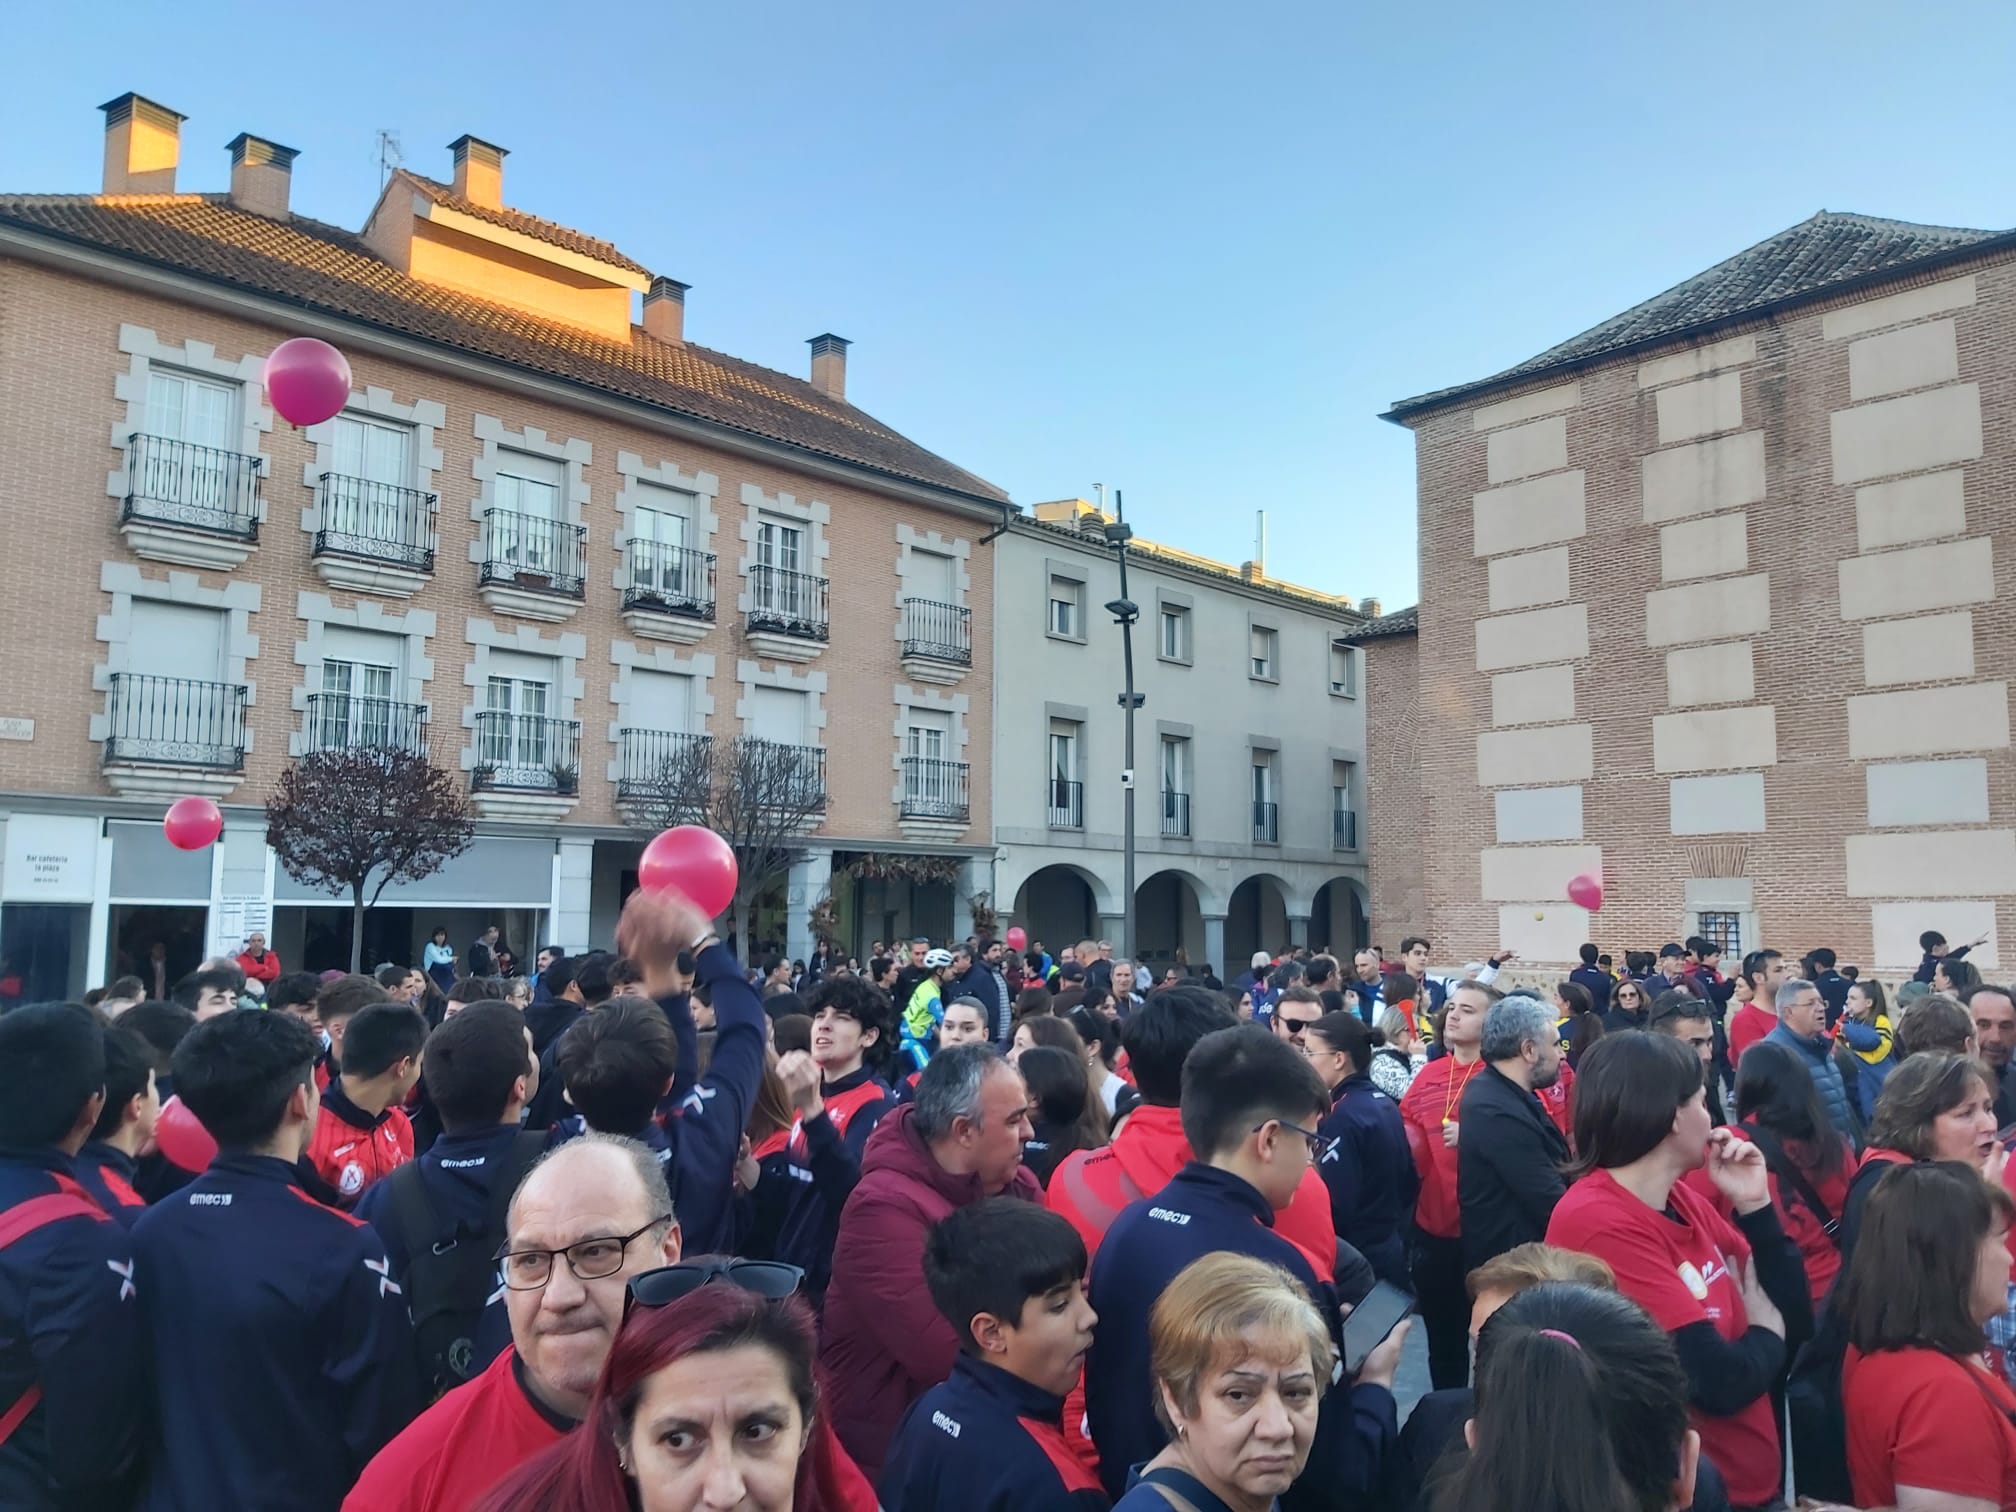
left=1411, top=1230, right=1470, bottom=1391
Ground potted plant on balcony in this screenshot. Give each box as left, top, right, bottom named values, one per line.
left=549, top=762, right=580, bottom=796
left=471, top=761, right=498, bottom=792
left=515, top=568, right=553, bottom=591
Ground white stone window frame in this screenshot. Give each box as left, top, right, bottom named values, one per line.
left=91, top=561, right=262, bottom=750
left=459, top=616, right=588, bottom=776
left=1045, top=557, right=1090, bottom=646
left=1247, top=611, right=1283, bottom=685
left=298, top=388, right=447, bottom=545
left=610, top=452, right=721, bottom=592
left=1155, top=587, right=1195, bottom=668
left=107, top=323, right=274, bottom=521
left=607, top=641, right=717, bottom=786
left=469, top=414, right=594, bottom=568
left=737, top=483, right=833, bottom=614
left=733, top=659, right=829, bottom=742
left=891, top=523, right=973, bottom=640
left=890, top=683, right=972, bottom=804
left=289, top=591, right=438, bottom=757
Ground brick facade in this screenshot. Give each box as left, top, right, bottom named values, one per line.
left=1361, top=630, right=1423, bottom=949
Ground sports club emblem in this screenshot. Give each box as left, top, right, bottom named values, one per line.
left=339, top=1161, right=365, bottom=1197
left=1677, top=1260, right=1710, bottom=1300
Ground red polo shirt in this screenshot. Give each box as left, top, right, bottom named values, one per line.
left=344, top=1346, right=568, bottom=1511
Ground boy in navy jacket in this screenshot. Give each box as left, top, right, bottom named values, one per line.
left=0, top=1004, right=147, bottom=1512
left=133, top=1009, right=417, bottom=1510
left=1085, top=1026, right=1405, bottom=1511
left=72, top=1023, right=157, bottom=1229
left=880, top=1198, right=1107, bottom=1511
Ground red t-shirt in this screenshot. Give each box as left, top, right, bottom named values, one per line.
left=1399, top=1056, right=1484, bottom=1238
left=306, top=1096, right=414, bottom=1205
left=342, top=1346, right=568, bottom=1511
left=1546, top=1169, right=1781, bottom=1508
left=1845, top=1345, right=2016, bottom=1509
left=1682, top=1125, right=1850, bottom=1307
left=1728, top=1002, right=1776, bottom=1063
left=1536, top=1060, right=1575, bottom=1144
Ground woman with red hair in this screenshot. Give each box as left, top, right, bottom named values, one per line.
left=476, top=1259, right=878, bottom=1512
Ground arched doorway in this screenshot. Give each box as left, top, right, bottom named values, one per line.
left=1134, top=868, right=1207, bottom=969
left=1010, top=864, right=1100, bottom=955
left=1310, top=877, right=1368, bottom=957
left=1226, top=873, right=1292, bottom=969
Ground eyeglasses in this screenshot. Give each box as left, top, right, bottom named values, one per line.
left=626, top=1259, right=805, bottom=1317
left=1278, top=1017, right=1319, bottom=1036
left=495, top=1217, right=672, bottom=1291
left=1257, top=1119, right=1339, bottom=1163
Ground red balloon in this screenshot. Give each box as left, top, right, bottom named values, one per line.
left=1566, top=872, right=1604, bottom=912
left=638, top=826, right=738, bottom=917
left=163, top=796, right=224, bottom=851
left=156, top=1096, right=218, bottom=1172
left=1005, top=926, right=1028, bottom=951
left=263, top=337, right=353, bottom=427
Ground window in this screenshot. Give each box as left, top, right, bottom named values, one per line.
left=1250, top=626, right=1278, bottom=681
left=1161, top=736, right=1191, bottom=837
left=1697, top=912, right=1742, bottom=956
left=1048, top=578, right=1082, bottom=640
left=1330, top=643, right=1358, bottom=697
left=755, top=517, right=809, bottom=616
left=143, top=371, right=241, bottom=514
left=1332, top=761, right=1358, bottom=850
left=331, top=415, right=413, bottom=489
left=1048, top=723, right=1082, bottom=827
left=483, top=673, right=552, bottom=767
left=1252, top=754, right=1279, bottom=843
left=146, top=370, right=237, bottom=449
left=319, top=657, right=395, bottom=748
left=749, top=685, right=811, bottom=748
left=494, top=454, right=562, bottom=520
left=631, top=503, right=691, bottom=595
left=909, top=548, right=956, bottom=605
left=1159, top=605, right=1191, bottom=663
left=492, top=453, right=565, bottom=573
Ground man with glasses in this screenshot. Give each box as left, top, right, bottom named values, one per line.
left=1085, top=1023, right=1405, bottom=1504
left=344, top=1133, right=681, bottom=1512
left=1269, top=984, right=1324, bottom=1045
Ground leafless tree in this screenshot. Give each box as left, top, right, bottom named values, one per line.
left=265, top=747, right=475, bottom=971
left=625, top=735, right=826, bottom=953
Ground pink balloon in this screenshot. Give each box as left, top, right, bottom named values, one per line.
left=263, top=337, right=353, bottom=427
left=156, top=1096, right=218, bottom=1172
left=1566, top=872, right=1604, bottom=912
left=638, top=826, right=738, bottom=918
left=1005, top=926, right=1028, bottom=952
left=163, top=796, right=224, bottom=851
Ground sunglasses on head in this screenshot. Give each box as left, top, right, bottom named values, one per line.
left=626, top=1259, right=805, bottom=1318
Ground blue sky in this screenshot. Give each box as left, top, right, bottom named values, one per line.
left=7, top=1, right=2014, bottom=606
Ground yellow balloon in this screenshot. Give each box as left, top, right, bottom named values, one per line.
left=1534, top=911, right=1544, bottom=920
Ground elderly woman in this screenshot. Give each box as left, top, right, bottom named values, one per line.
left=1114, top=1251, right=1338, bottom=1512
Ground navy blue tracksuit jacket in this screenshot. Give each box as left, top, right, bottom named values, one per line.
left=881, top=1353, right=1109, bottom=1512
left=1085, top=1162, right=1397, bottom=1511
left=73, top=1141, right=148, bottom=1230
left=0, top=1152, right=145, bottom=1511
left=354, top=1122, right=542, bottom=1287
left=132, top=1153, right=418, bottom=1510
left=1316, top=1072, right=1418, bottom=1287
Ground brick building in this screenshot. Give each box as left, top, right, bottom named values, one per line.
left=1368, top=211, right=2016, bottom=972
left=0, top=93, right=1008, bottom=996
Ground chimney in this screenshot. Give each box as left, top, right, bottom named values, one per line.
left=1240, top=561, right=1266, bottom=584
left=642, top=277, right=690, bottom=345
left=448, top=134, right=507, bottom=208
left=1360, top=596, right=1382, bottom=617
left=100, top=92, right=184, bottom=194
left=226, top=133, right=298, bottom=219
left=808, top=333, right=850, bottom=401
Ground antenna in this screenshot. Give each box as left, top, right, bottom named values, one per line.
left=1256, top=509, right=1267, bottom=572
left=375, top=129, right=403, bottom=190
left=1093, top=482, right=1106, bottom=514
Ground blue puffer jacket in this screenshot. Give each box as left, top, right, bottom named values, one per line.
left=1765, top=1023, right=1861, bottom=1145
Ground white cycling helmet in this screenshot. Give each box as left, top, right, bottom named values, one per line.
left=924, top=948, right=955, bottom=969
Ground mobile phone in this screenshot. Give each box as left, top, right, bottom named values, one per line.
left=1340, top=1279, right=1414, bottom=1377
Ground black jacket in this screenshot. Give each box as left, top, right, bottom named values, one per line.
left=1315, top=1072, right=1417, bottom=1286
left=1456, top=1063, right=1570, bottom=1274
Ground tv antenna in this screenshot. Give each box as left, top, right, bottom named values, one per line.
left=375, top=130, right=403, bottom=189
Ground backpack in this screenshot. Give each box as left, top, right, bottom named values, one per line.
left=386, top=1131, right=548, bottom=1400
left=0, top=1184, right=111, bottom=1446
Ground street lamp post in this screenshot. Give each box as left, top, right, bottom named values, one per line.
left=1103, top=492, right=1143, bottom=960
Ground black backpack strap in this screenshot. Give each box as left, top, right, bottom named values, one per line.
left=385, top=1157, right=439, bottom=1261
left=1742, top=1123, right=1840, bottom=1243
left=488, top=1130, right=550, bottom=1236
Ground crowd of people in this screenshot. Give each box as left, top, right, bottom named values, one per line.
left=4, top=905, right=2014, bottom=1511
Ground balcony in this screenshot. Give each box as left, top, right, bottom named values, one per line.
left=1333, top=807, right=1360, bottom=851
left=1162, top=789, right=1192, bottom=840
left=735, top=739, right=827, bottom=830
left=1253, top=800, right=1280, bottom=845
left=744, top=566, right=829, bottom=663
left=1048, top=779, right=1084, bottom=831
left=101, top=673, right=247, bottom=798
left=616, top=728, right=713, bottom=821
left=120, top=433, right=262, bottom=569
left=900, top=598, right=972, bottom=686
left=899, top=756, right=970, bottom=838
left=478, top=509, right=587, bottom=623
left=304, top=694, right=428, bottom=757
left=311, top=473, right=437, bottom=597
left=621, top=541, right=716, bottom=646
left=470, top=711, right=582, bottom=821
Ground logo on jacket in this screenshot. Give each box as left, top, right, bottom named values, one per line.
left=365, top=1256, right=402, bottom=1299
left=1677, top=1261, right=1710, bottom=1301
left=107, top=1258, right=135, bottom=1301
left=931, top=1411, right=962, bottom=1439
left=339, top=1161, right=366, bottom=1197
left=1148, top=1207, right=1192, bottom=1226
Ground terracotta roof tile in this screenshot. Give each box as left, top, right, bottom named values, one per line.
left=1388, top=211, right=2016, bottom=419
left=1339, top=604, right=1416, bottom=643
left=0, top=192, right=1007, bottom=503
left=400, top=171, right=651, bottom=276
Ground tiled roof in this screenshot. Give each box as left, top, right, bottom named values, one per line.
left=1387, top=212, right=2016, bottom=419
left=1339, top=604, right=1416, bottom=643
left=0, top=192, right=1008, bottom=503
left=400, top=171, right=651, bottom=276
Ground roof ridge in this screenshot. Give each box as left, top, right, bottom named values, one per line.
left=396, top=170, right=648, bottom=275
